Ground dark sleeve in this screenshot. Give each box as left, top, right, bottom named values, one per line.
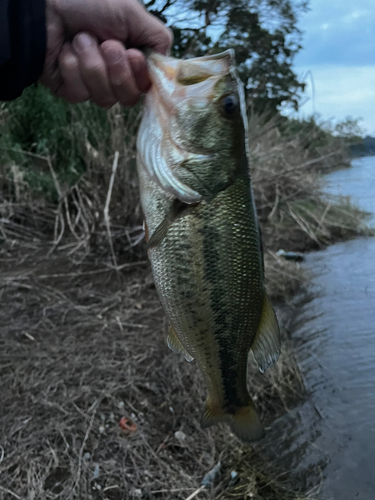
left=0, top=0, right=46, bottom=100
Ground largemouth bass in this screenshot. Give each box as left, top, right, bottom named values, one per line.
left=136, top=50, right=280, bottom=442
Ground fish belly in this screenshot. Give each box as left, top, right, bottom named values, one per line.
left=146, top=176, right=264, bottom=412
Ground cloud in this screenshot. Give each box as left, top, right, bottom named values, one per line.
left=295, top=0, right=375, bottom=66
left=291, top=0, right=375, bottom=134
left=292, top=65, right=375, bottom=134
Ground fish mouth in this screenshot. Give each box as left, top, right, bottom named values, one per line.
left=147, top=50, right=235, bottom=105
left=145, top=51, right=238, bottom=159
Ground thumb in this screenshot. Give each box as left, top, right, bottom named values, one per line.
left=118, top=1, right=173, bottom=54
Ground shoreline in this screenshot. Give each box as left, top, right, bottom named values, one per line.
left=0, top=100, right=372, bottom=498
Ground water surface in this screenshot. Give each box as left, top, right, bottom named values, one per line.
left=265, top=156, right=375, bottom=499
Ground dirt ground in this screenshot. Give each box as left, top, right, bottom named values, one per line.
left=0, top=241, right=309, bottom=500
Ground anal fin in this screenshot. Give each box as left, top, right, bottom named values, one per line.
left=166, top=324, right=194, bottom=362
left=250, top=293, right=281, bottom=373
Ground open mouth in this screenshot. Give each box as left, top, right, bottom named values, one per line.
left=148, top=51, right=234, bottom=93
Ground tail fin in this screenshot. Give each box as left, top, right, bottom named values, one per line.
left=201, top=400, right=265, bottom=443
left=229, top=405, right=265, bottom=443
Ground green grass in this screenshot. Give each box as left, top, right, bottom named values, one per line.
left=0, top=86, right=112, bottom=201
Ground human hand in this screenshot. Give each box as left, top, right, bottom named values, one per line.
left=40, top=0, right=172, bottom=107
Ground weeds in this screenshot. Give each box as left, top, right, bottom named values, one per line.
left=0, top=91, right=371, bottom=499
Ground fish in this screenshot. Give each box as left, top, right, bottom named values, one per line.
left=136, top=50, right=280, bottom=442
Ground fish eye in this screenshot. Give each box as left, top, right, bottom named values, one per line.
left=221, top=94, right=239, bottom=117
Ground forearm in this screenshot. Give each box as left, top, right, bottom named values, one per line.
left=0, top=0, right=46, bottom=100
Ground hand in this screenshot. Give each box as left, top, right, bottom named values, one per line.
left=40, top=0, right=172, bottom=107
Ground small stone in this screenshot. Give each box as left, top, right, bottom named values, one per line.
left=99, top=426, right=105, bottom=434
left=174, top=431, right=186, bottom=442
left=84, top=452, right=91, bottom=460
left=132, top=488, right=142, bottom=498
left=118, top=401, right=125, bottom=409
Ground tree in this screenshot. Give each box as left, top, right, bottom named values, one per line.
left=147, top=0, right=308, bottom=115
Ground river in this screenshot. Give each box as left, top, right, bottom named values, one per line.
left=263, top=156, right=375, bottom=499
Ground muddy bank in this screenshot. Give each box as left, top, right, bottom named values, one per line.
left=0, top=249, right=307, bottom=500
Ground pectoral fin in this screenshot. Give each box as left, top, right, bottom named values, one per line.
left=148, top=199, right=192, bottom=249
left=166, top=324, right=194, bottom=362
left=250, top=293, right=281, bottom=373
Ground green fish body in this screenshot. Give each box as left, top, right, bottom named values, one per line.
left=137, top=51, right=280, bottom=442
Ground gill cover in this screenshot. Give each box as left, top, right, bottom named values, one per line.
left=137, top=50, right=247, bottom=204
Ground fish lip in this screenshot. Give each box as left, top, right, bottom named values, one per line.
left=148, top=50, right=235, bottom=74
left=147, top=50, right=236, bottom=103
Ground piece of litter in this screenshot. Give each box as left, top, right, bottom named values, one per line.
left=23, top=332, right=35, bottom=341
left=276, top=249, right=304, bottom=262
left=84, top=452, right=91, bottom=460
left=119, top=417, right=137, bottom=435
left=118, top=401, right=125, bottom=409
left=202, top=461, right=221, bottom=487
left=93, top=464, right=100, bottom=479
left=229, top=470, right=239, bottom=486
left=99, top=426, right=105, bottom=434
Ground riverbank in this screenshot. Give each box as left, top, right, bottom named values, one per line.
left=262, top=156, right=375, bottom=500
left=0, top=96, right=371, bottom=499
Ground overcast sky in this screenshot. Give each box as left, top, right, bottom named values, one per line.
left=293, top=0, right=375, bottom=135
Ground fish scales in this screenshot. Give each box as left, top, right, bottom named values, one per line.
left=137, top=50, right=280, bottom=442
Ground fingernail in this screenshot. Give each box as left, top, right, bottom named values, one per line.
left=103, top=48, right=123, bottom=64
left=74, top=33, right=93, bottom=53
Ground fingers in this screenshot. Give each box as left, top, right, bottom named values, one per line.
left=127, top=49, right=151, bottom=93
left=101, top=42, right=149, bottom=106
left=47, top=32, right=151, bottom=108
left=56, top=43, right=90, bottom=103
left=124, top=1, right=173, bottom=55
left=52, top=0, right=173, bottom=56
left=72, top=33, right=117, bottom=108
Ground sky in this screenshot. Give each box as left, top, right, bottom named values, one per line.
left=292, top=0, right=375, bottom=135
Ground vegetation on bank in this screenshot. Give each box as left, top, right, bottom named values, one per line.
left=0, top=85, right=370, bottom=500
left=0, top=3, right=370, bottom=496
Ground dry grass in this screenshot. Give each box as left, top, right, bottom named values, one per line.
left=0, top=109, right=369, bottom=499
left=0, top=249, right=307, bottom=500
left=1, top=107, right=370, bottom=266
left=248, top=115, right=370, bottom=254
